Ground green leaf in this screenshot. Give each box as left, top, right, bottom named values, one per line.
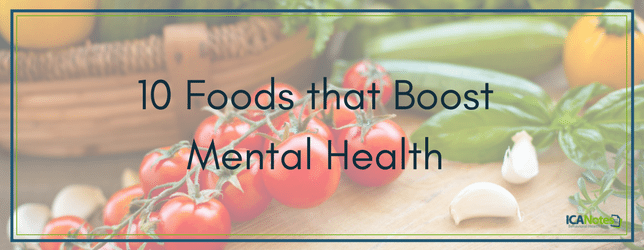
left=411, top=93, right=555, bottom=163
left=568, top=195, right=578, bottom=206
left=276, top=0, right=358, bottom=57
left=600, top=169, right=616, bottom=192
left=578, top=178, right=591, bottom=201
left=558, top=123, right=609, bottom=171
left=585, top=84, right=644, bottom=152
left=554, top=82, right=611, bottom=119
left=582, top=170, right=599, bottom=184
left=638, top=165, right=644, bottom=201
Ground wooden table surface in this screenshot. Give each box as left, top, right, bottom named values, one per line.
left=1, top=65, right=638, bottom=249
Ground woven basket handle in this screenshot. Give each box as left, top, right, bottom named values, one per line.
left=0, top=17, right=283, bottom=83
left=163, top=22, right=211, bottom=138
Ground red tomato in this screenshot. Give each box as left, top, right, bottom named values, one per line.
left=139, top=145, right=195, bottom=197
left=96, top=242, right=119, bottom=250
left=338, top=120, right=409, bottom=187
left=252, top=82, right=302, bottom=109
left=262, top=133, right=341, bottom=208
left=253, top=82, right=311, bottom=137
left=194, top=114, right=264, bottom=151
left=103, top=184, right=144, bottom=226
left=116, top=213, right=164, bottom=250
left=157, top=196, right=231, bottom=250
left=265, top=116, right=332, bottom=150
left=40, top=216, right=92, bottom=250
left=343, top=60, right=393, bottom=105
left=317, top=95, right=358, bottom=139
left=90, top=239, right=120, bottom=250
left=200, top=151, right=272, bottom=222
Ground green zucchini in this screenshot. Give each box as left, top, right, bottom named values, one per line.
left=376, top=60, right=551, bottom=110
left=366, top=18, right=568, bottom=78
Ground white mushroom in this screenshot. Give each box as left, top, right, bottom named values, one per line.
left=51, top=184, right=107, bottom=220
left=449, top=182, right=522, bottom=225
left=7, top=203, right=51, bottom=249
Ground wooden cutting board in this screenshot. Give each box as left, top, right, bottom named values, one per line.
left=224, top=65, right=632, bottom=248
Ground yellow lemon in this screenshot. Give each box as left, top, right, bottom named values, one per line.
left=0, top=0, right=97, bottom=49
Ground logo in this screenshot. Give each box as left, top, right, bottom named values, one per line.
left=566, top=214, right=621, bottom=228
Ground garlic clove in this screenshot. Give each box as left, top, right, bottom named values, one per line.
left=51, top=184, right=107, bottom=221
left=7, top=203, right=51, bottom=249
left=449, top=182, right=522, bottom=225
left=502, top=131, right=539, bottom=184
left=121, top=168, right=140, bottom=188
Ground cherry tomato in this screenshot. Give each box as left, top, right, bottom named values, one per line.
left=252, top=82, right=303, bottom=109
left=194, top=114, right=264, bottom=151
left=200, top=149, right=272, bottom=222
left=116, top=213, right=164, bottom=250
left=40, top=216, right=92, bottom=250
left=103, top=184, right=144, bottom=226
left=252, top=82, right=310, bottom=137
left=139, top=145, right=195, bottom=197
left=95, top=242, right=119, bottom=250
left=343, top=60, right=393, bottom=105
left=157, top=196, right=231, bottom=250
left=265, top=116, right=333, bottom=149
left=90, top=238, right=120, bottom=250
left=317, top=95, right=358, bottom=139
left=338, top=120, right=409, bottom=187
left=262, top=133, right=341, bottom=208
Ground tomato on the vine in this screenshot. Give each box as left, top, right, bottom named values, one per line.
left=262, top=133, right=341, bottom=208
left=157, top=196, right=231, bottom=250
left=252, top=82, right=303, bottom=109
left=116, top=212, right=163, bottom=250
left=317, top=95, right=358, bottom=139
left=103, top=184, right=144, bottom=226
left=265, top=116, right=333, bottom=149
left=343, top=60, right=393, bottom=105
left=200, top=150, right=272, bottom=222
left=338, top=119, right=409, bottom=187
left=252, top=82, right=310, bottom=136
left=139, top=143, right=195, bottom=197
left=194, top=114, right=264, bottom=151
left=40, top=216, right=92, bottom=250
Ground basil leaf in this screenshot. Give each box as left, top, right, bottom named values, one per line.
left=554, top=82, right=612, bottom=118
left=411, top=93, right=555, bottom=163
left=585, top=84, right=644, bottom=151
left=558, top=123, right=609, bottom=171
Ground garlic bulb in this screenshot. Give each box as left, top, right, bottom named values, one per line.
left=7, top=203, right=51, bottom=249
left=51, top=184, right=107, bottom=220
left=502, top=131, right=539, bottom=184
left=449, top=182, right=522, bottom=225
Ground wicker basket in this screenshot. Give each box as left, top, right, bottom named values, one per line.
left=0, top=17, right=322, bottom=157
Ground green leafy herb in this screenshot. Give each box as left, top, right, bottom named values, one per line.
left=277, top=0, right=358, bottom=57
left=585, top=84, right=644, bottom=152
left=558, top=123, right=609, bottom=171
left=569, top=143, right=643, bottom=238
left=552, top=82, right=611, bottom=120
left=411, top=82, right=643, bottom=169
